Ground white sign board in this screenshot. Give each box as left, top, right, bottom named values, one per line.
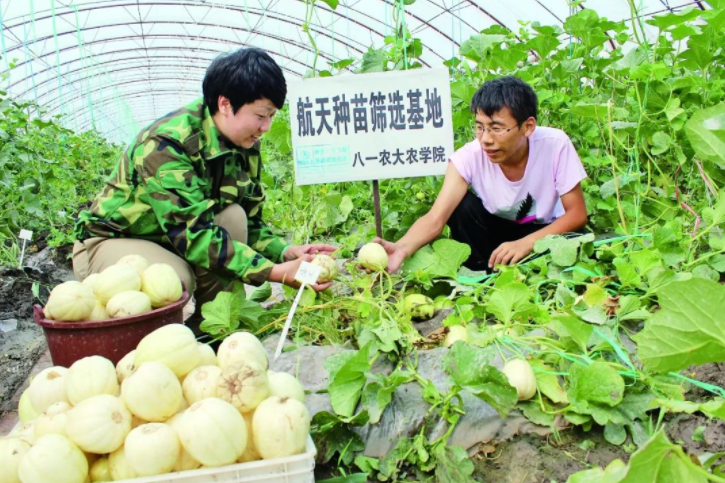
left=288, top=68, right=454, bottom=185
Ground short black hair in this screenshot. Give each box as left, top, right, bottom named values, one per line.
left=470, top=76, right=537, bottom=124
left=203, top=48, right=287, bottom=115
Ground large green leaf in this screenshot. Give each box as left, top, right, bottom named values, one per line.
left=633, top=279, right=725, bottom=373
left=568, top=362, right=625, bottom=408
left=567, top=430, right=707, bottom=483
left=402, top=239, right=471, bottom=279
left=459, top=34, right=506, bottom=61
left=326, top=345, right=372, bottom=417
left=443, top=343, right=517, bottom=417
left=685, top=102, right=725, bottom=167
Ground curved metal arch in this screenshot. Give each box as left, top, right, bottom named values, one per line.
left=13, top=56, right=211, bottom=94
left=10, top=35, right=308, bottom=98
left=3, top=2, right=375, bottom=62
left=14, top=40, right=308, bottom=101
left=42, top=76, right=212, bottom=113
left=4, top=0, right=455, bottom=67
left=6, top=20, right=351, bottom=77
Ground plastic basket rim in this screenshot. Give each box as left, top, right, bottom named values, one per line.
left=113, top=435, right=317, bottom=483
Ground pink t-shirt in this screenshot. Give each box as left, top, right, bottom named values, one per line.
left=450, top=126, right=587, bottom=224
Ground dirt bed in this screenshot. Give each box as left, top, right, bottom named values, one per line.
left=0, top=247, right=73, bottom=413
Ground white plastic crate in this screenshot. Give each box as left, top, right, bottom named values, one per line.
left=114, top=436, right=317, bottom=483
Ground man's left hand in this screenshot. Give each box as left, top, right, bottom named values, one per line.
left=489, top=237, right=535, bottom=269
left=284, top=243, right=338, bottom=261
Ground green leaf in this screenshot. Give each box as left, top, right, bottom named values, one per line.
left=459, top=34, right=506, bottom=61
left=311, top=411, right=366, bottom=465
left=485, top=282, right=536, bottom=323
left=317, top=0, right=339, bottom=9
left=359, top=48, right=386, bottom=73
left=549, top=315, right=593, bottom=352
left=567, top=103, right=609, bottom=121
left=685, top=102, right=725, bottom=168
left=583, top=284, right=608, bottom=307
left=199, top=291, right=243, bottom=336
left=633, top=279, right=725, bottom=372
left=650, top=131, right=672, bottom=155
left=249, top=281, right=272, bottom=302
left=530, top=359, right=568, bottom=404
left=569, top=362, right=625, bottom=408
left=327, top=345, right=372, bottom=417
left=443, top=343, right=517, bottom=417
left=432, top=444, right=476, bottom=483
left=402, top=239, right=471, bottom=279
left=362, top=369, right=411, bottom=424
left=645, top=7, right=701, bottom=30
left=604, top=423, right=627, bottom=445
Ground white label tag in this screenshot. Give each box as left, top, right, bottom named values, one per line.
left=294, top=261, right=322, bottom=285
left=19, top=229, right=33, bottom=241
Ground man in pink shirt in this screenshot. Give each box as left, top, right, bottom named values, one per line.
left=376, top=76, right=589, bottom=273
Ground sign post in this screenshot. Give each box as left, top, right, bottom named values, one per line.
left=288, top=67, right=454, bottom=237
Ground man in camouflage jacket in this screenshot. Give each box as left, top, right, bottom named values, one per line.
left=73, top=48, right=335, bottom=332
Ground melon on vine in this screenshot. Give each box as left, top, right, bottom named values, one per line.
left=311, top=254, right=338, bottom=283
left=65, top=394, right=132, bottom=454
left=134, top=324, right=200, bottom=378
left=357, top=243, right=389, bottom=271
left=18, top=434, right=88, bottom=483
left=501, top=359, right=537, bottom=401
left=66, top=356, right=119, bottom=405
left=121, top=362, right=182, bottom=422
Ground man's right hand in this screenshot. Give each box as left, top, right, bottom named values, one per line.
left=372, top=237, right=408, bottom=273
left=269, top=255, right=332, bottom=292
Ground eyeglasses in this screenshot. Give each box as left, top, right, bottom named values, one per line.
left=474, top=124, right=519, bottom=137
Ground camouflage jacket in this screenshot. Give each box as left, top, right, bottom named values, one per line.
left=75, top=98, right=288, bottom=285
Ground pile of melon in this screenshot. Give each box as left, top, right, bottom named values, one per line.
left=42, top=255, right=183, bottom=322
left=1, top=324, right=311, bottom=483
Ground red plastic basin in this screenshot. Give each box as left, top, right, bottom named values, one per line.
left=33, top=288, right=191, bottom=367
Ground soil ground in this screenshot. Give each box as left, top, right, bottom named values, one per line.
left=0, top=246, right=73, bottom=415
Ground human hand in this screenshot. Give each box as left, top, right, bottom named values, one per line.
left=269, top=255, right=332, bottom=292
left=284, top=243, right=338, bottom=261
left=489, top=237, right=535, bottom=269
left=372, top=237, right=409, bottom=273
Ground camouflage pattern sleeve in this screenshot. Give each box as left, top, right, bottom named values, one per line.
left=136, top=136, right=275, bottom=285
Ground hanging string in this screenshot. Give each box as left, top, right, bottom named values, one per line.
left=397, top=0, right=408, bottom=70
left=0, top=0, right=9, bottom=73
left=73, top=5, right=96, bottom=132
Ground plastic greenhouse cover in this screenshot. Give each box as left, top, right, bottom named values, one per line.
left=0, top=0, right=708, bottom=143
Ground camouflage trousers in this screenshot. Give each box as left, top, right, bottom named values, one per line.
left=72, top=203, right=248, bottom=335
